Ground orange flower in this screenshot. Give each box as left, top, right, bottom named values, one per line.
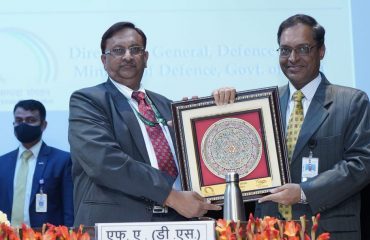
left=224, top=225, right=236, bottom=240
left=1, top=223, right=20, bottom=240
left=216, top=219, right=229, bottom=236
left=0, top=222, right=90, bottom=240
left=276, top=219, right=284, bottom=239
left=311, top=214, right=321, bottom=240
left=265, top=228, right=280, bottom=239
left=216, top=219, right=232, bottom=240
left=54, top=225, right=69, bottom=240
left=317, top=233, right=330, bottom=240
left=70, top=225, right=84, bottom=240
left=21, top=224, right=40, bottom=240
left=262, top=216, right=278, bottom=231
left=233, top=221, right=244, bottom=240
left=41, top=229, right=56, bottom=240
left=215, top=213, right=329, bottom=240
left=284, top=221, right=300, bottom=237
left=286, top=237, right=300, bottom=240
left=78, top=232, right=90, bottom=240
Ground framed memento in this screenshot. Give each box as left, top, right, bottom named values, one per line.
left=171, top=87, right=290, bottom=204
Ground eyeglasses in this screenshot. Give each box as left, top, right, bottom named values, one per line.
left=277, top=44, right=317, bottom=58
left=104, top=46, right=145, bottom=57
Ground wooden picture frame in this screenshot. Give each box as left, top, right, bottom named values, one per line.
left=171, top=87, right=290, bottom=204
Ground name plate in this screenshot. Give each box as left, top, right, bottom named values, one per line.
left=95, top=220, right=215, bottom=240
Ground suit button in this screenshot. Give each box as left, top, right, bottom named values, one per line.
left=146, top=206, right=152, bottom=212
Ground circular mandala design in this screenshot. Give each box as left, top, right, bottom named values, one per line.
left=201, top=118, right=262, bottom=178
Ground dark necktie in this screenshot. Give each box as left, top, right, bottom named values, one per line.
left=132, top=91, right=178, bottom=178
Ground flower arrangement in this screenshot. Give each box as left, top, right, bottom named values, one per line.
left=0, top=211, right=90, bottom=240
left=0, top=211, right=10, bottom=226
left=216, top=213, right=330, bottom=240
left=1, top=210, right=330, bottom=240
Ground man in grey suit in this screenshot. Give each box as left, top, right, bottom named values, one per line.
left=68, top=22, right=220, bottom=226
left=213, top=14, right=370, bottom=239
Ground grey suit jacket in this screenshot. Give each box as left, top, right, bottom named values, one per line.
left=68, top=80, right=178, bottom=225
left=256, top=73, right=370, bottom=239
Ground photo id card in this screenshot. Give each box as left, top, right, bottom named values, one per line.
left=301, top=157, right=319, bottom=182
left=36, top=193, right=47, bottom=212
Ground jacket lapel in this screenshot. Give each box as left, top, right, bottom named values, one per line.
left=104, top=80, right=150, bottom=164
left=30, top=142, right=49, bottom=204
left=279, top=84, right=290, bottom=133
left=7, top=150, right=19, bottom=206
left=291, top=75, right=332, bottom=163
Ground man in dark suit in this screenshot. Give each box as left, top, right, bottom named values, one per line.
left=0, top=100, right=74, bottom=227
left=68, top=22, right=220, bottom=226
left=213, top=14, right=370, bottom=239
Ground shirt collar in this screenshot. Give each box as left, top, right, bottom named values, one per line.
left=18, top=140, right=43, bottom=159
left=288, top=73, right=322, bottom=101
left=109, top=78, right=146, bottom=99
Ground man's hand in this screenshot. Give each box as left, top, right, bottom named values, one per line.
left=258, top=183, right=301, bottom=205
left=212, top=87, right=236, bottom=105
left=164, top=190, right=221, bottom=218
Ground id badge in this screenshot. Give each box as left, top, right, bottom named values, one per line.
left=301, top=157, right=319, bottom=182
left=36, top=193, right=47, bottom=212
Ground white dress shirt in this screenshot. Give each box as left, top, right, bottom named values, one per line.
left=286, top=74, right=322, bottom=126
left=285, top=73, right=322, bottom=203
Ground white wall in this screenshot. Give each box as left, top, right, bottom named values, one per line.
left=1, top=0, right=368, bottom=153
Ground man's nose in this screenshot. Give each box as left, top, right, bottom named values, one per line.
left=288, top=49, right=300, bottom=62
left=121, top=49, right=133, bottom=60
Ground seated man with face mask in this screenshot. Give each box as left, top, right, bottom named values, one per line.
left=0, top=99, right=74, bottom=227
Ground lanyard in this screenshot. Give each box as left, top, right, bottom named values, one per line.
left=132, top=95, right=166, bottom=127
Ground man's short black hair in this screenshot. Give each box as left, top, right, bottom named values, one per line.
left=13, top=99, right=46, bottom=121
left=277, top=14, right=325, bottom=47
left=100, top=21, right=147, bottom=54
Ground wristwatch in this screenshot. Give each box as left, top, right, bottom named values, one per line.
left=300, top=188, right=308, bottom=204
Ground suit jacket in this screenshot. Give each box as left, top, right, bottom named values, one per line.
left=69, top=80, right=179, bottom=226
left=255, top=73, right=370, bottom=239
left=0, top=142, right=74, bottom=227
left=361, top=184, right=370, bottom=239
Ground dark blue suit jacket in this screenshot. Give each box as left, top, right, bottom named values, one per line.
left=0, top=142, right=74, bottom=227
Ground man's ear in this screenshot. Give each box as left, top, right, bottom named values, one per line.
left=41, top=120, right=47, bottom=132
left=319, top=44, right=326, bottom=60
left=144, top=51, right=149, bottom=68
left=101, top=54, right=107, bottom=70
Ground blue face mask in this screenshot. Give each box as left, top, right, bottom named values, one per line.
left=14, top=123, right=42, bottom=143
